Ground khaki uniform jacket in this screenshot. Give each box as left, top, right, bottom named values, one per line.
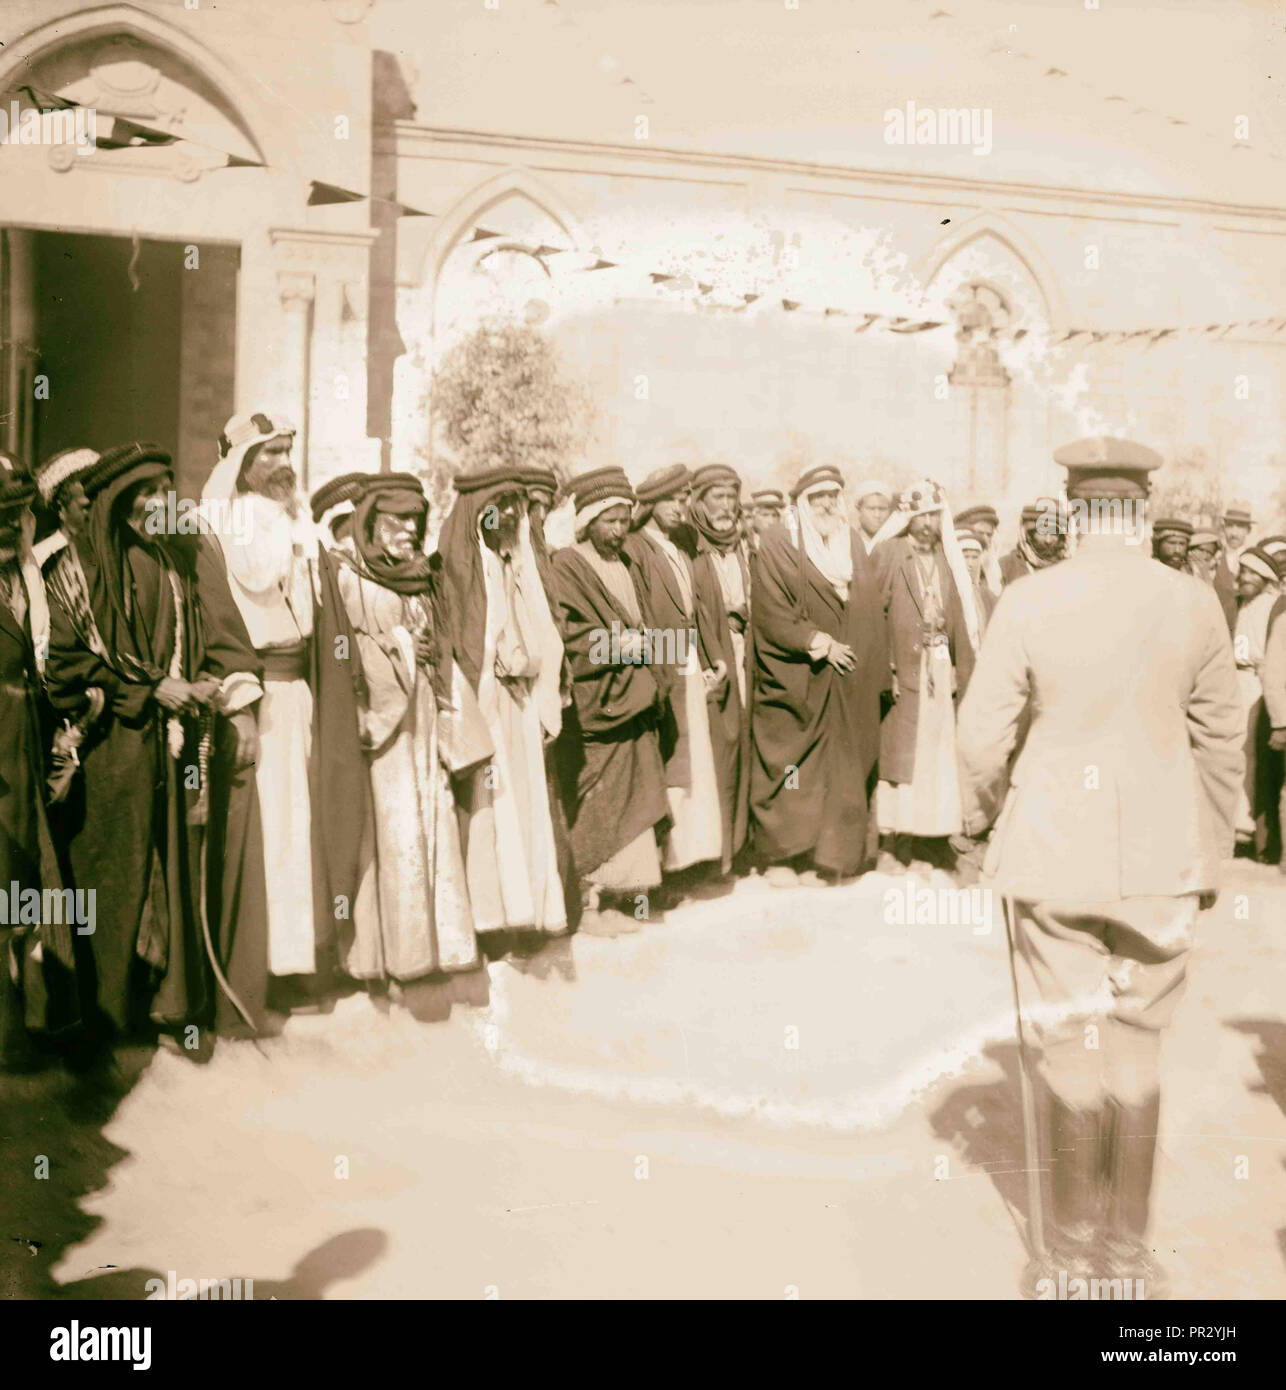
left=957, top=537, right=1243, bottom=901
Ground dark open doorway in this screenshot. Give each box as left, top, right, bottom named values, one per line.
left=1, top=230, right=238, bottom=500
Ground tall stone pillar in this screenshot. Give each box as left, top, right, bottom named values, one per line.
left=276, top=270, right=316, bottom=487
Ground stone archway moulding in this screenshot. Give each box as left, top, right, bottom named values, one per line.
left=915, top=211, right=1069, bottom=332
left=0, top=3, right=279, bottom=170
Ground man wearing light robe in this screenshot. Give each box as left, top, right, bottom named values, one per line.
left=202, top=413, right=320, bottom=997
left=437, top=466, right=568, bottom=936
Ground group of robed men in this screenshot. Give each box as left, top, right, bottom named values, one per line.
left=0, top=423, right=1253, bottom=1299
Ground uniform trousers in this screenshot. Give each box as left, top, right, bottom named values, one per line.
left=1012, top=894, right=1200, bottom=1109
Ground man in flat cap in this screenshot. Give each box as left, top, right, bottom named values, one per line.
left=1150, top=516, right=1193, bottom=572
left=748, top=489, right=785, bottom=547
left=688, top=463, right=752, bottom=873
left=954, top=502, right=1002, bottom=597
left=750, top=463, right=887, bottom=885
left=999, top=501, right=1064, bottom=586
left=549, top=468, right=669, bottom=932
left=45, top=443, right=266, bottom=1041
left=203, top=412, right=324, bottom=1007
left=957, top=436, right=1242, bottom=1298
left=438, top=465, right=569, bottom=941
left=854, top=480, right=893, bottom=556
left=625, top=465, right=723, bottom=885
left=1187, top=528, right=1237, bottom=634
left=1258, top=547, right=1286, bottom=872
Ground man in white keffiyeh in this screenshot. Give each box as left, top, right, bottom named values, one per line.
left=869, top=479, right=979, bottom=873
left=203, top=412, right=321, bottom=991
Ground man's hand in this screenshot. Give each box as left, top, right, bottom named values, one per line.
left=702, top=660, right=728, bottom=694
left=1270, top=728, right=1286, bottom=753
left=189, top=676, right=222, bottom=707
left=228, top=710, right=259, bottom=772
left=415, top=629, right=436, bottom=668
left=619, top=628, right=645, bottom=664
left=826, top=641, right=856, bottom=675
left=1198, top=890, right=1217, bottom=912
left=154, top=676, right=198, bottom=712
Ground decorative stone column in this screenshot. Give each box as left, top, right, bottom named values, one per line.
left=948, top=284, right=1012, bottom=498
left=270, top=228, right=383, bottom=492
left=276, top=270, right=316, bottom=484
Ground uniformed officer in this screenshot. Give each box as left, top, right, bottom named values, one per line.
left=956, top=437, right=1244, bottom=1299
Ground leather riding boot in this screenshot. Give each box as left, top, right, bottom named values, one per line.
left=1021, top=1087, right=1103, bottom=1296
left=1101, top=1090, right=1168, bottom=1298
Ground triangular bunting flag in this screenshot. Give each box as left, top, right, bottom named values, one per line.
left=649, top=272, right=677, bottom=285
left=470, top=227, right=503, bottom=242
left=854, top=314, right=880, bottom=333
left=95, top=115, right=180, bottom=150
left=782, top=299, right=800, bottom=312
left=824, top=307, right=847, bottom=317
left=697, top=282, right=712, bottom=295
left=308, top=180, right=366, bottom=206
left=533, top=244, right=569, bottom=257
left=742, top=293, right=760, bottom=305
left=18, top=84, right=78, bottom=110
left=584, top=258, right=617, bottom=271
left=222, top=152, right=265, bottom=169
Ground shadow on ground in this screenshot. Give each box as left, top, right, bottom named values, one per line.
left=1225, top=1016, right=1286, bottom=1273
left=926, top=1040, right=1038, bottom=1251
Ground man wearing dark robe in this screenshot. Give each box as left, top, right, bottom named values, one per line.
left=869, top=481, right=978, bottom=874
left=0, top=455, right=77, bottom=1069
left=44, top=443, right=266, bottom=1041
left=688, top=463, right=752, bottom=873
left=624, top=465, right=724, bottom=883
left=1188, top=528, right=1238, bottom=635
left=750, top=463, right=887, bottom=885
left=550, top=467, right=669, bottom=934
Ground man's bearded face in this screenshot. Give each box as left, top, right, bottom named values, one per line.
left=907, top=511, right=941, bottom=547
left=856, top=494, right=891, bottom=538
left=1155, top=534, right=1189, bottom=569
left=1239, top=566, right=1268, bottom=600
left=752, top=503, right=782, bottom=535
left=652, top=490, right=690, bottom=534
left=1224, top=520, right=1250, bottom=550
left=243, top=436, right=298, bottom=513
left=1027, top=522, right=1063, bottom=561
left=481, top=490, right=525, bottom=553
left=700, top=484, right=739, bottom=532
left=372, top=511, right=418, bottom=561
left=587, top=504, right=631, bottom=558
left=807, top=488, right=845, bottom=538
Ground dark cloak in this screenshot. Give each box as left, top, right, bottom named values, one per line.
left=549, top=544, right=668, bottom=879
left=44, top=464, right=265, bottom=1035
left=749, top=523, right=886, bottom=875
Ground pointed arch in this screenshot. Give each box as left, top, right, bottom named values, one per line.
left=0, top=3, right=278, bottom=167
left=421, top=168, right=590, bottom=293
left=916, top=212, right=1069, bottom=331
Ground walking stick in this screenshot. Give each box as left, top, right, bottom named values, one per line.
left=1001, top=892, right=1045, bottom=1262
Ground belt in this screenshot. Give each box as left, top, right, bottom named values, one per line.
left=257, top=641, right=309, bottom=682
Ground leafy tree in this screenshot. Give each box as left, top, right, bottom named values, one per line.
left=426, top=322, right=591, bottom=499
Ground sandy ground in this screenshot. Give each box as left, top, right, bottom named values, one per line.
left=2, top=860, right=1283, bottom=1300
